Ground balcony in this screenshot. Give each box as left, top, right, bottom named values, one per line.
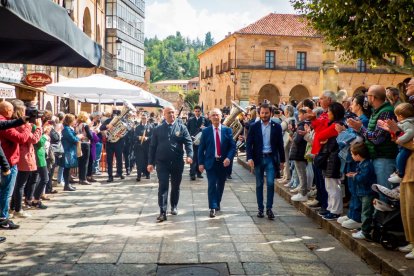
left=229, top=59, right=320, bottom=71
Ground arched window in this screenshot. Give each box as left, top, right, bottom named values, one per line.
left=83, top=8, right=92, bottom=38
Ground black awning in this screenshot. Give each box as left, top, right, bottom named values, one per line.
left=0, top=0, right=101, bottom=67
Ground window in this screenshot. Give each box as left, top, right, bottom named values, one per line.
left=296, top=52, right=307, bottom=70
left=356, top=58, right=366, bottom=72
left=265, top=50, right=275, bottom=69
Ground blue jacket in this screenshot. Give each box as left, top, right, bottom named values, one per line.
left=61, top=125, right=79, bottom=168
left=198, top=125, right=236, bottom=171
left=353, top=159, right=376, bottom=196
left=246, top=120, right=285, bottom=166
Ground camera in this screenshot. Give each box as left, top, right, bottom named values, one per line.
left=25, top=106, right=45, bottom=124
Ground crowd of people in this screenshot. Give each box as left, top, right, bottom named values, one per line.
left=1, top=78, right=414, bottom=262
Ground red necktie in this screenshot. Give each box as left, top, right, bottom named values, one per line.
left=215, top=127, right=221, bottom=157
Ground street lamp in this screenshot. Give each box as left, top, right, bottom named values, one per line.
left=64, top=0, right=74, bottom=16
left=115, top=38, right=123, bottom=56
left=230, top=70, right=237, bottom=84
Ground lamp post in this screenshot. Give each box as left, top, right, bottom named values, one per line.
left=230, top=70, right=237, bottom=100
left=64, top=0, right=74, bottom=16
left=115, top=38, right=123, bottom=56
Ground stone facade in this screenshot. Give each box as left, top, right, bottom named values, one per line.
left=198, top=14, right=410, bottom=111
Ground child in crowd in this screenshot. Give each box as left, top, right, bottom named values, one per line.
left=387, top=103, right=414, bottom=183
left=290, top=108, right=311, bottom=201
left=346, top=142, right=376, bottom=239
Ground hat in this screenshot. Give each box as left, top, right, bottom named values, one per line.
left=373, top=198, right=395, bottom=212
left=371, top=184, right=400, bottom=200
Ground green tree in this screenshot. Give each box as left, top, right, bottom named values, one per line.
left=291, top=0, right=414, bottom=74
left=183, top=90, right=200, bottom=110
left=204, top=32, right=215, bottom=48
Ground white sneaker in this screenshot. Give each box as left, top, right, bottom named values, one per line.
left=352, top=230, right=366, bottom=239
left=290, top=187, right=300, bottom=193
left=388, top=175, right=402, bottom=183
left=291, top=193, right=308, bottom=202
left=399, top=244, right=413, bottom=253
left=337, top=215, right=350, bottom=224
left=342, top=219, right=362, bottom=229
left=307, top=189, right=317, bottom=198
left=14, top=210, right=32, bottom=218
left=405, top=250, right=414, bottom=260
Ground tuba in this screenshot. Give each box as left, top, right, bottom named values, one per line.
left=223, top=101, right=246, bottom=140
left=107, top=100, right=136, bottom=143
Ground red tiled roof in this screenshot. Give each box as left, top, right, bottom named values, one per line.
left=235, top=13, right=321, bottom=38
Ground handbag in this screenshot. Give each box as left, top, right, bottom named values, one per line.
left=76, top=141, right=83, bottom=158
left=314, top=143, right=329, bottom=169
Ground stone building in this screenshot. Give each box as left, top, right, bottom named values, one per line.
left=198, top=13, right=410, bottom=110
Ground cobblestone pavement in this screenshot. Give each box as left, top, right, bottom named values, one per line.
left=0, top=162, right=377, bottom=275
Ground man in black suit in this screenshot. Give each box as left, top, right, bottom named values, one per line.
left=148, top=106, right=193, bottom=222
left=186, top=105, right=207, bottom=180
left=134, top=112, right=153, bottom=181
left=246, top=103, right=285, bottom=219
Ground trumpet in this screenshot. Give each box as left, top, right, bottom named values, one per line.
left=140, top=128, right=147, bottom=145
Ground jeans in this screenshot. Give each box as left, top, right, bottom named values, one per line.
left=306, top=162, right=314, bottom=191
left=346, top=161, right=361, bottom=222
left=373, top=158, right=396, bottom=202
left=78, top=142, right=90, bottom=181
left=254, top=156, right=275, bottom=210
left=396, top=147, right=410, bottom=177
left=294, top=161, right=307, bottom=196
left=11, top=171, right=36, bottom=212
left=34, top=166, right=49, bottom=200
left=360, top=195, right=375, bottom=235
left=0, top=165, right=18, bottom=219
left=93, top=142, right=102, bottom=173
left=58, top=166, right=64, bottom=183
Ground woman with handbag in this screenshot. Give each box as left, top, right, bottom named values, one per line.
left=76, top=112, right=93, bottom=185
left=61, top=114, right=83, bottom=191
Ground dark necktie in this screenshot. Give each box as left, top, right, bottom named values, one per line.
left=215, top=127, right=221, bottom=157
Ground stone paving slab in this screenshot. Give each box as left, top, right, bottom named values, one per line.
left=0, top=161, right=377, bottom=275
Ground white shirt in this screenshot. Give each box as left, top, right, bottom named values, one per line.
left=212, top=124, right=222, bottom=158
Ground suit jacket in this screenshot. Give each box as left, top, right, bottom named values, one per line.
left=198, top=125, right=236, bottom=171
left=187, top=115, right=207, bottom=137
left=148, top=120, right=193, bottom=164
left=246, top=120, right=285, bottom=167
left=134, top=123, right=153, bottom=148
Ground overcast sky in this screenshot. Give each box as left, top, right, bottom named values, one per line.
left=145, top=0, right=296, bottom=41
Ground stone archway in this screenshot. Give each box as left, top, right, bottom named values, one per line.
left=289, top=85, right=310, bottom=102
left=83, top=8, right=92, bottom=38
left=258, top=84, right=280, bottom=106
left=226, top=85, right=231, bottom=106
left=353, top=86, right=367, bottom=97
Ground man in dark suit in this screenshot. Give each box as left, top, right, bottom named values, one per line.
left=148, top=106, right=193, bottom=222
left=134, top=112, right=153, bottom=181
left=198, top=108, right=236, bottom=218
left=186, top=105, right=207, bottom=180
left=246, top=103, right=285, bottom=219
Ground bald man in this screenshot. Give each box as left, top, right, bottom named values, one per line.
left=148, top=106, right=193, bottom=222
left=347, top=85, right=398, bottom=197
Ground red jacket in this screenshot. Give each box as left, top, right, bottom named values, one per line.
left=311, top=112, right=337, bottom=155
left=0, top=115, right=31, bottom=166
left=17, top=124, right=42, bottom=171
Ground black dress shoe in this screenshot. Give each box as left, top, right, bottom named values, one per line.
left=157, top=213, right=167, bottom=222
left=126, top=170, right=130, bottom=176
left=0, top=236, right=5, bottom=243
left=197, top=174, right=204, bottom=179
left=136, top=177, right=141, bottom=182
left=107, top=177, right=114, bottom=183
left=190, top=175, right=196, bottom=181
left=257, top=210, right=264, bottom=218
left=171, top=208, right=178, bottom=215
left=266, top=209, right=275, bottom=220
left=227, top=175, right=232, bottom=179
left=64, top=185, right=76, bottom=191
left=120, top=175, right=125, bottom=179
left=209, top=209, right=216, bottom=218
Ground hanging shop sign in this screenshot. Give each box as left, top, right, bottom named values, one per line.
left=25, top=73, right=52, bottom=87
